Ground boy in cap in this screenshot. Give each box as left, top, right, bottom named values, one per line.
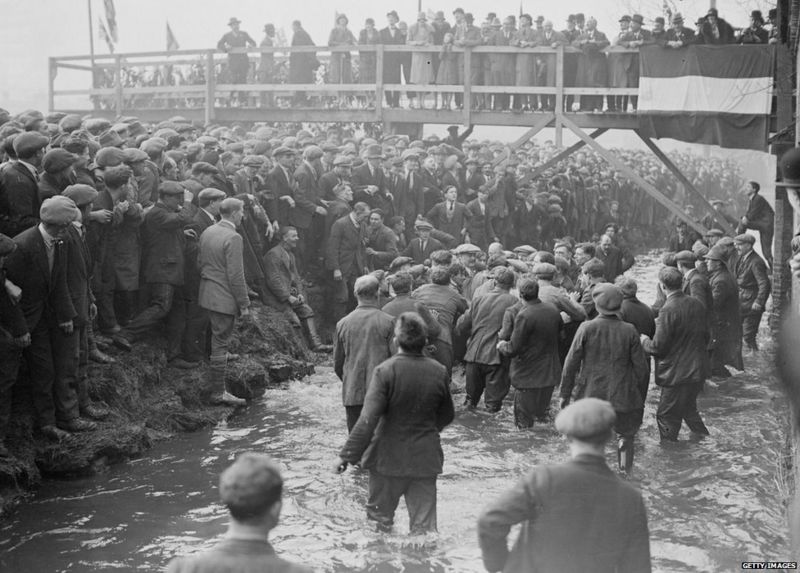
left=732, top=233, right=770, bottom=353
left=166, top=453, right=312, bottom=573
left=478, top=398, right=651, bottom=572
left=0, top=131, right=50, bottom=237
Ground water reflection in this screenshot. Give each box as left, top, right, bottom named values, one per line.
left=0, top=253, right=790, bottom=572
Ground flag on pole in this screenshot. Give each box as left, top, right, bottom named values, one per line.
left=98, top=17, right=114, bottom=53
left=103, top=0, right=118, bottom=42
left=637, top=45, right=774, bottom=151
left=167, top=22, right=179, bottom=51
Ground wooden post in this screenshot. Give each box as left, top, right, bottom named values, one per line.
left=463, top=48, right=472, bottom=126
left=114, top=55, right=124, bottom=116
left=561, top=116, right=708, bottom=236
left=555, top=45, right=564, bottom=147
left=47, top=58, right=56, bottom=112
left=205, top=50, right=216, bottom=125
left=636, top=131, right=735, bottom=234
left=375, top=45, right=384, bottom=122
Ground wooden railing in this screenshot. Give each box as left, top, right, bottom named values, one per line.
left=50, top=44, right=641, bottom=128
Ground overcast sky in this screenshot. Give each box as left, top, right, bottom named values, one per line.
left=0, top=0, right=770, bottom=112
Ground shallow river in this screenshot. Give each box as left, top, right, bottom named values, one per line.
left=0, top=254, right=791, bottom=572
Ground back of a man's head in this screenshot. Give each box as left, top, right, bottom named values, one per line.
left=220, top=197, right=244, bottom=218
left=658, top=266, right=683, bottom=291
left=430, top=267, right=451, bottom=286
left=219, top=453, right=283, bottom=523
left=390, top=272, right=413, bottom=295
left=354, top=274, right=380, bottom=299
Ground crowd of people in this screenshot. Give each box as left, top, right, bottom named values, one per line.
left=91, top=6, right=778, bottom=111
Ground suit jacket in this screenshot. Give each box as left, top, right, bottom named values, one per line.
left=411, top=283, right=468, bottom=346
left=268, top=165, right=298, bottom=226
left=642, top=291, right=708, bottom=387
left=64, top=224, right=93, bottom=326
left=340, top=353, right=454, bottom=476
left=351, top=163, right=387, bottom=194
left=457, top=288, right=518, bottom=365
left=620, top=296, right=655, bottom=337
left=394, top=170, right=423, bottom=221
left=402, top=236, right=444, bottom=265
left=734, top=249, right=771, bottom=310
left=683, top=268, right=713, bottom=312
left=326, top=214, right=367, bottom=277
left=596, top=244, right=633, bottom=282
left=741, top=193, right=774, bottom=235
left=502, top=299, right=562, bottom=389
left=379, top=26, right=406, bottom=81
left=562, top=315, right=649, bottom=412
left=198, top=220, right=250, bottom=315
left=263, top=243, right=302, bottom=309
left=665, top=27, right=696, bottom=44
left=366, top=223, right=398, bottom=270
left=141, top=202, right=193, bottom=285
left=333, top=303, right=394, bottom=406
left=4, top=225, right=76, bottom=330
left=478, top=454, right=651, bottom=573
left=419, top=168, right=443, bottom=214
left=0, top=161, right=40, bottom=237
left=185, top=209, right=217, bottom=297
left=708, top=266, right=743, bottom=370
left=426, top=201, right=469, bottom=240
left=292, top=161, right=321, bottom=229
left=465, top=198, right=496, bottom=249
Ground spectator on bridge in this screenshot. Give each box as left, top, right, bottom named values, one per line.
left=258, top=24, right=276, bottom=107
left=358, top=19, right=380, bottom=107
left=607, top=15, right=632, bottom=113
left=619, top=14, right=651, bottom=112
left=737, top=181, right=774, bottom=268
left=651, top=16, right=668, bottom=45
left=574, top=17, right=610, bottom=112
left=740, top=11, right=769, bottom=44
left=513, top=14, right=538, bottom=112
left=380, top=10, right=405, bottom=108
left=290, top=21, right=317, bottom=106
left=665, top=13, right=696, bottom=48
left=561, top=15, right=581, bottom=112
left=407, top=13, right=436, bottom=109
left=328, top=14, right=356, bottom=93
left=488, top=16, right=517, bottom=111
left=538, top=21, right=567, bottom=112
left=436, top=33, right=458, bottom=110
left=217, top=18, right=256, bottom=106
left=701, top=8, right=736, bottom=45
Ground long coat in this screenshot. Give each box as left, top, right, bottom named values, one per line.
left=501, top=299, right=562, bottom=389
left=0, top=161, right=40, bottom=237
left=198, top=220, right=250, bottom=316
left=333, top=303, right=394, bottom=406
left=292, top=161, right=322, bottom=230
left=326, top=214, right=367, bottom=278
left=411, top=283, right=468, bottom=346
left=465, top=198, right=496, bottom=250
left=379, top=26, right=406, bottom=83
left=512, top=27, right=539, bottom=86
left=407, top=22, right=435, bottom=85
left=561, top=315, right=649, bottom=412
left=478, top=454, right=651, bottom=573
left=289, top=28, right=317, bottom=84
left=574, top=29, right=610, bottom=87
left=426, top=200, right=468, bottom=240
left=141, top=202, right=193, bottom=285
left=458, top=289, right=519, bottom=365
left=642, top=291, right=708, bottom=387
left=708, top=266, right=744, bottom=370
left=268, top=165, right=298, bottom=227
left=733, top=250, right=771, bottom=311
left=64, top=224, right=93, bottom=327
left=328, top=27, right=356, bottom=84
left=263, top=243, right=302, bottom=311
left=340, top=353, right=454, bottom=476
left=112, top=197, right=144, bottom=291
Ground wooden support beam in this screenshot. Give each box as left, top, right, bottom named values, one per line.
left=560, top=116, right=707, bottom=236
left=635, top=131, right=735, bottom=235
left=463, top=49, right=472, bottom=126
left=114, top=56, right=124, bottom=117
left=48, top=58, right=56, bottom=111
left=516, top=128, right=607, bottom=186
left=205, top=50, right=215, bottom=126
left=375, top=46, right=384, bottom=123
left=491, top=113, right=554, bottom=167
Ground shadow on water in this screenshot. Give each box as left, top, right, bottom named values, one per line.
left=0, top=252, right=791, bottom=572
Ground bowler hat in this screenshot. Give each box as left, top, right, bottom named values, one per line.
left=632, top=14, right=644, bottom=25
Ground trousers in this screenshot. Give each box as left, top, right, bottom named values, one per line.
left=656, top=382, right=709, bottom=441
left=366, top=471, right=438, bottom=533
left=513, top=386, right=555, bottom=428
left=123, top=283, right=186, bottom=359
left=742, top=309, right=763, bottom=350
left=465, top=362, right=509, bottom=410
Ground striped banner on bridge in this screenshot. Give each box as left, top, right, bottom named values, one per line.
left=637, top=45, right=774, bottom=151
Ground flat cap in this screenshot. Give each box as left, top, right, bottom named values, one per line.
left=401, top=149, right=421, bottom=161
left=102, top=165, right=133, bottom=188
left=704, top=245, right=727, bottom=261
left=62, top=183, right=99, bottom=207
left=0, top=233, right=16, bottom=256
left=140, top=137, right=168, bottom=155
left=333, top=155, right=352, bottom=167
left=59, top=114, right=83, bottom=133
left=159, top=181, right=185, bottom=196
left=513, top=244, right=536, bottom=255
left=219, top=452, right=283, bottom=515
left=272, top=146, right=295, bottom=157
left=198, top=187, right=227, bottom=201
left=242, top=155, right=265, bottom=167
left=675, top=250, right=697, bottom=263
left=365, top=144, right=384, bottom=158
left=555, top=398, right=616, bottom=440
left=704, top=228, right=724, bottom=237
left=487, top=254, right=507, bottom=269
left=321, top=143, right=340, bottom=153
left=582, top=257, right=606, bottom=276
left=95, top=146, right=125, bottom=168
left=197, top=135, right=219, bottom=147
left=388, top=256, right=415, bottom=272
left=303, top=145, right=324, bottom=160
left=122, top=148, right=148, bottom=163
left=414, top=218, right=433, bottom=230
left=227, top=141, right=245, bottom=154
left=42, top=148, right=77, bottom=174
left=532, top=262, right=557, bottom=277
left=592, top=283, right=623, bottom=316
left=98, top=129, right=124, bottom=148
left=453, top=243, right=482, bottom=255
left=191, top=161, right=220, bottom=176
left=13, top=132, right=49, bottom=157
left=734, top=233, right=755, bottom=244
left=40, top=195, right=80, bottom=225
left=83, top=118, right=111, bottom=135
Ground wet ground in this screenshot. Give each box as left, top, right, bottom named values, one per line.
left=0, top=253, right=791, bottom=572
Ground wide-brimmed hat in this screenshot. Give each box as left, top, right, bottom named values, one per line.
left=228, top=17, right=241, bottom=26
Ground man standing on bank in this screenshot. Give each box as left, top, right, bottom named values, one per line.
left=198, top=198, right=251, bottom=406
left=337, top=312, right=454, bottom=534
left=477, top=398, right=651, bottom=573
left=737, top=180, right=774, bottom=268
left=641, top=266, right=710, bottom=441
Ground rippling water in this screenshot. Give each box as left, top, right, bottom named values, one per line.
left=0, top=253, right=790, bottom=572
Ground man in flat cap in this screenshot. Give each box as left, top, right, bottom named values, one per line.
left=641, top=267, right=710, bottom=441
left=733, top=233, right=770, bottom=353
left=38, top=148, right=77, bottom=202
left=704, top=246, right=743, bottom=378
left=561, top=283, right=649, bottom=471
left=3, top=196, right=96, bottom=439
left=166, top=452, right=312, bottom=573
left=114, top=182, right=197, bottom=369
left=402, top=218, right=444, bottom=265
left=0, top=131, right=49, bottom=237
left=291, top=146, right=327, bottom=275
left=326, top=202, right=370, bottom=322
left=478, top=398, right=651, bottom=572
left=352, top=144, right=392, bottom=215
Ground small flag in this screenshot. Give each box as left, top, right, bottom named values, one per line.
left=167, top=22, right=179, bottom=51
left=98, top=17, right=114, bottom=53
left=103, top=0, right=118, bottom=42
